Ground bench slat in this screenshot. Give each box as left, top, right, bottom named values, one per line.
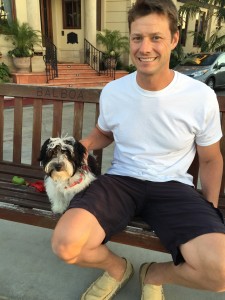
left=0, top=204, right=58, bottom=228
left=74, top=102, right=84, bottom=140
left=32, top=99, right=43, bottom=166
left=0, top=162, right=44, bottom=179
left=0, top=191, right=50, bottom=210
left=13, top=98, right=23, bottom=163
left=0, top=182, right=48, bottom=201
left=0, top=96, right=3, bottom=160
left=53, top=101, right=63, bottom=137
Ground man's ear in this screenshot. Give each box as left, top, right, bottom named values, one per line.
left=171, top=30, right=179, bottom=50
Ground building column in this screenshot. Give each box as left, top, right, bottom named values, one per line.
left=26, top=0, right=42, bottom=31
left=84, top=0, right=97, bottom=46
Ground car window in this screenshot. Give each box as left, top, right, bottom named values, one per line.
left=180, top=53, right=220, bottom=66
left=217, top=54, right=225, bottom=65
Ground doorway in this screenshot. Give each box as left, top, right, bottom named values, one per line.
left=40, top=0, right=53, bottom=43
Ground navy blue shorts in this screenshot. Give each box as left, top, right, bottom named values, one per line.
left=68, top=174, right=225, bottom=265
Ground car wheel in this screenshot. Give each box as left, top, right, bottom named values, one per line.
left=206, top=77, right=215, bottom=89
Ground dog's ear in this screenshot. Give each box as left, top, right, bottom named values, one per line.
left=73, top=141, right=87, bottom=167
left=38, top=138, right=51, bottom=164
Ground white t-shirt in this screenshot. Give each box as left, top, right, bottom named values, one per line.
left=98, top=71, right=222, bottom=186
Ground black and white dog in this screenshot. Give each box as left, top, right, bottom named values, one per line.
left=39, top=136, right=97, bottom=214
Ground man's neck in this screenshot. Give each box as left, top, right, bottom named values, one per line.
left=136, top=69, right=174, bottom=91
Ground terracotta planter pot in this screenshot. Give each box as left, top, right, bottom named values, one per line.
left=13, top=57, right=31, bottom=73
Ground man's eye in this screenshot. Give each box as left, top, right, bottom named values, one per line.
left=131, top=36, right=142, bottom=42
left=152, top=36, right=161, bottom=41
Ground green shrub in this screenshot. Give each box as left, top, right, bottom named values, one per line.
left=0, top=63, right=11, bottom=83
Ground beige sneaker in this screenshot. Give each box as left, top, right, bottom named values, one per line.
left=139, top=263, right=165, bottom=300
left=81, top=258, right=134, bottom=300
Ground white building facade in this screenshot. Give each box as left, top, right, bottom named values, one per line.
left=0, top=0, right=224, bottom=71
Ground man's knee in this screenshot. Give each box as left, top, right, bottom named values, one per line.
left=51, top=233, right=83, bottom=264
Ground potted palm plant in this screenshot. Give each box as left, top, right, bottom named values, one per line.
left=0, top=20, right=42, bottom=73
left=96, top=29, right=129, bottom=69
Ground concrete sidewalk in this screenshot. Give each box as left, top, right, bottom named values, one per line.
left=1, top=219, right=225, bottom=300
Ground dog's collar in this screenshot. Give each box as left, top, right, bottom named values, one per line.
left=65, top=173, right=84, bottom=189
left=80, top=164, right=90, bottom=173
left=65, top=164, right=90, bottom=189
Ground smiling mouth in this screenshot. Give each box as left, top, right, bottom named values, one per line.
left=138, top=57, right=157, bottom=62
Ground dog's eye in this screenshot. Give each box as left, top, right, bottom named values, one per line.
left=48, top=149, right=58, bottom=156
left=53, top=149, right=59, bottom=155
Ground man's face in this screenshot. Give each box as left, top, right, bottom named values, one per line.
left=129, top=13, right=179, bottom=79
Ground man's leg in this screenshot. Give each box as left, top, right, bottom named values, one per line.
left=52, top=208, right=126, bottom=281
left=51, top=175, right=144, bottom=297
left=144, top=232, right=225, bottom=292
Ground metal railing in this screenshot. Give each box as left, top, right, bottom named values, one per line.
left=43, top=36, right=58, bottom=83
left=84, top=39, right=116, bottom=79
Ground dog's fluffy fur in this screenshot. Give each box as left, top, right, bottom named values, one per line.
left=39, top=136, right=97, bottom=214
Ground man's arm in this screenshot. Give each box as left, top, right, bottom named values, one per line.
left=79, top=125, right=114, bottom=152
left=197, top=141, right=223, bottom=207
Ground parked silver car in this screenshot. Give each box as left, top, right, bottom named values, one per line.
left=174, top=52, right=225, bottom=89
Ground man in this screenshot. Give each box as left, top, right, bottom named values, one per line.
left=52, top=0, right=225, bottom=299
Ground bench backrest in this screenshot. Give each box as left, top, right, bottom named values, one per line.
left=0, top=84, right=225, bottom=208
left=0, top=84, right=103, bottom=175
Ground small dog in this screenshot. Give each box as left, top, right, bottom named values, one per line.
left=39, top=136, right=97, bottom=214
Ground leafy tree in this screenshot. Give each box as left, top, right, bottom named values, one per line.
left=178, top=1, right=225, bottom=53
left=190, top=27, right=225, bottom=51
left=170, top=42, right=185, bottom=68
left=179, top=0, right=225, bottom=34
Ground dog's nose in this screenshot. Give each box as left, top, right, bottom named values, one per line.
left=54, top=163, right=62, bottom=171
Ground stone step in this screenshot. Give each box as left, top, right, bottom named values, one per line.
left=48, top=75, right=111, bottom=84
left=57, top=63, right=93, bottom=70
left=47, top=81, right=109, bottom=88
left=56, top=71, right=103, bottom=77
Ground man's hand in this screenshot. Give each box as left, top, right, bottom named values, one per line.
left=80, top=125, right=114, bottom=152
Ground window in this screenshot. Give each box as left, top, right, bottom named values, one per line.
left=0, top=0, right=15, bottom=25
left=217, top=54, right=225, bottom=66
left=193, top=12, right=205, bottom=47
left=178, top=11, right=188, bottom=47
left=62, top=0, right=81, bottom=29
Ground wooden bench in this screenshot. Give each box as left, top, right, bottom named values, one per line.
left=0, top=83, right=225, bottom=254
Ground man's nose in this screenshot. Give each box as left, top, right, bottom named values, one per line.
left=139, top=38, right=152, bottom=53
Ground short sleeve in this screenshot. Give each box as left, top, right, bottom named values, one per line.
left=195, top=95, right=222, bottom=146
